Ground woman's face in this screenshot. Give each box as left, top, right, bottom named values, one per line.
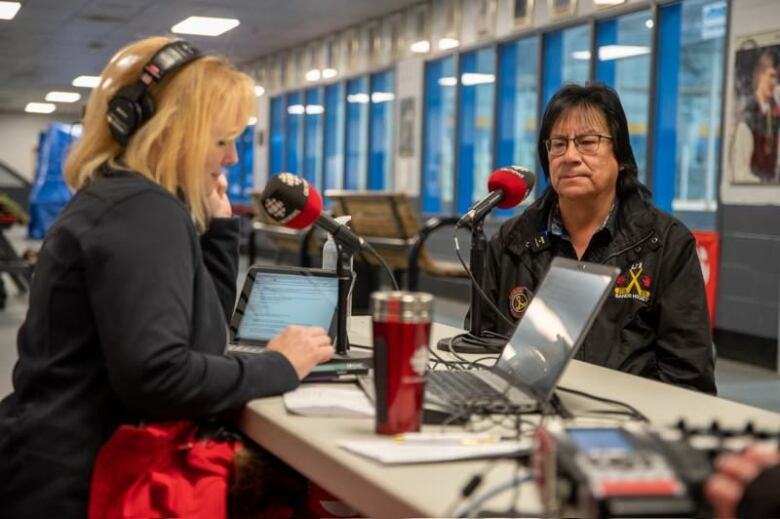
left=547, top=107, right=620, bottom=202
left=204, top=120, right=239, bottom=195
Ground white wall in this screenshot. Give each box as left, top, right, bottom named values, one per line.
left=0, top=113, right=65, bottom=181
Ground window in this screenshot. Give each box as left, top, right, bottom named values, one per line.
left=345, top=77, right=369, bottom=190
left=226, top=125, right=255, bottom=204
left=369, top=70, right=395, bottom=190
left=303, top=88, right=323, bottom=189
left=422, top=56, right=457, bottom=214
left=653, top=0, right=726, bottom=223
left=285, top=91, right=304, bottom=175
left=323, top=82, right=345, bottom=202
left=457, top=47, right=496, bottom=215
left=496, top=36, right=540, bottom=216
left=596, top=10, right=653, bottom=183
left=269, top=96, right=285, bottom=174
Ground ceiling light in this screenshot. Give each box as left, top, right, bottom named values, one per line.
left=410, top=40, right=431, bottom=53
left=72, top=75, right=101, bottom=88
left=0, top=1, right=21, bottom=20
left=305, top=105, right=325, bottom=115
left=305, top=69, right=321, bottom=82
left=254, top=85, right=265, bottom=97
left=371, top=92, right=395, bottom=103
left=45, top=91, right=81, bottom=103
left=287, top=104, right=305, bottom=115
left=346, top=93, right=370, bottom=104
left=597, top=45, right=651, bottom=61
left=321, top=68, right=338, bottom=79
left=248, top=116, right=258, bottom=125
left=593, top=0, right=626, bottom=5
left=645, top=19, right=654, bottom=29
left=461, top=73, right=495, bottom=86
left=171, top=16, right=239, bottom=37
left=438, top=76, right=457, bottom=87
left=25, top=102, right=56, bottom=114
left=571, top=50, right=591, bottom=60
left=438, top=38, right=460, bottom=50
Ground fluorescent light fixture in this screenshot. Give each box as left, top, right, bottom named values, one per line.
left=305, top=69, right=321, bottom=82
left=438, top=76, right=457, bottom=87
left=645, top=19, right=654, bottom=29
left=598, top=45, right=651, bottom=61
left=409, top=40, right=431, bottom=53
left=171, top=16, right=239, bottom=37
left=346, top=93, right=370, bottom=104
left=248, top=116, right=258, bottom=125
left=593, top=0, right=626, bottom=5
left=25, top=102, right=56, bottom=114
left=461, top=73, right=495, bottom=86
left=45, top=91, right=81, bottom=103
left=371, top=92, right=395, bottom=103
left=321, top=68, right=338, bottom=79
left=571, top=50, right=591, bottom=60
left=72, top=75, right=101, bottom=88
left=287, top=104, right=305, bottom=115
left=254, top=85, right=265, bottom=97
left=305, top=104, right=325, bottom=115
left=438, top=37, right=460, bottom=50
left=0, top=1, right=21, bottom=20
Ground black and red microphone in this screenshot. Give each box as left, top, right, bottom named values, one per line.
left=458, top=166, right=535, bottom=227
left=260, top=172, right=365, bottom=252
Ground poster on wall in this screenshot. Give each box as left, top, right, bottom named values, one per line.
left=476, top=0, right=497, bottom=39
left=398, top=98, right=415, bottom=158
left=727, top=30, right=780, bottom=185
left=513, top=0, right=534, bottom=29
left=548, top=0, right=576, bottom=19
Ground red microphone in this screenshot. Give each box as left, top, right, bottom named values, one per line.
left=260, top=173, right=365, bottom=252
left=458, top=166, right=535, bottom=226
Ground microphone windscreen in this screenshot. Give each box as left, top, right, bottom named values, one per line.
left=260, top=173, right=323, bottom=229
left=489, top=166, right=536, bottom=209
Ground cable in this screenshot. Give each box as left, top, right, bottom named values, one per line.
left=453, top=226, right=516, bottom=329
left=456, top=473, right=533, bottom=518
left=556, top=386, right=649, bottom=422
left=363, top=242, right=400, bottom=291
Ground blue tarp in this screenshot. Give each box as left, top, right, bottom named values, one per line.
left=28, top=123, right=78, bottom=239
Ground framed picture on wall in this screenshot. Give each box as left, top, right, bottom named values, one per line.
left=727, top=30, right=780, bottom=185
left=548, top=0, right=576, bottom=19
left=513, top=0, right=534, bottom=28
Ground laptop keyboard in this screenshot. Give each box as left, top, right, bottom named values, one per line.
left=426, top=370, right=509, bottom=403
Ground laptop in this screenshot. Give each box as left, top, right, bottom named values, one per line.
left=227, top=265, right=369, bottom=380
left=361, top=257, right=619, bottom=416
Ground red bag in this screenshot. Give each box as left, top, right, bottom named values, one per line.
left=88, top=421, right=239, bottom=519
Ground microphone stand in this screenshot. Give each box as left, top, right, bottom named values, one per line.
left=437, top=215, right=506, bottom=354
left=332, top=243, right=372, bottom=362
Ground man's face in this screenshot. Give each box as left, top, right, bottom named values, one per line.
left=756, top=59, right=778, bottom=101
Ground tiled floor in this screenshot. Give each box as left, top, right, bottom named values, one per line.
left=1, top=225, right=779, bottom=413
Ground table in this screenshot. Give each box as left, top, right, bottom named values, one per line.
left=239, top=317, right=780, bottom=517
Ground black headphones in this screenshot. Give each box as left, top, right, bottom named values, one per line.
left=107, top=40, right=203, bottom=145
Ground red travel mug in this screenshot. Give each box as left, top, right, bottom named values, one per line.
left=371, top=291, right=433, bottom=435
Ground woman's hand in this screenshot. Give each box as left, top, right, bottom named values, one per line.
left=206, top=173, right=232, bottom=219
left=705, top=444, right=780, bottom=518
left=266, top=326, right=335, bottom=380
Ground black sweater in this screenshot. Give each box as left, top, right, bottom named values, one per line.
left=0, top=168, right=299, bottom=518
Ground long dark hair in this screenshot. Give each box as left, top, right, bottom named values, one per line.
left=537, top=82, right=651, bottom=199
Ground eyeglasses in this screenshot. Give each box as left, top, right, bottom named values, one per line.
left=544, top=134, right=613, bottom=156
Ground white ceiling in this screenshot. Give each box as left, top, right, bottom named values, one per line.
left=0, top=0, right=422, bottom=115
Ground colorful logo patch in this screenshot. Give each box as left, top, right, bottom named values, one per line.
left=508, top=286, right=533, bottom=318
left=613, top=262, right=652, bottom=303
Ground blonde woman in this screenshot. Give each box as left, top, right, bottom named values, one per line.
left=0, top=37, right=333, bottom=516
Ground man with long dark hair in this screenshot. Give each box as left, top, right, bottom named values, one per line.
left=477, top=83, right=715, bottom=394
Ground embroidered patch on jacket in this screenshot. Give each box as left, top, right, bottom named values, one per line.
left=508, top=286, right=533, bottom=318
left=613, top=262, right=652, bottom=302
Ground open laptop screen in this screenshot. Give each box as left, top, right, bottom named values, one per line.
left=231, top=266, right=339, bottom=345
left=494, top=258, right=618, bottom=403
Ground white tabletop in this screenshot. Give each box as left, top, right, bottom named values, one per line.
left=239, top=317, right=780, bottom=517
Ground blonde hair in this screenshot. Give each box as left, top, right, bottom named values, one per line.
left=64, top=36, right=256, bottom=229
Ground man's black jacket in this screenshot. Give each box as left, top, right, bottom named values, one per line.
left=476, top=189, right=716, bottom=394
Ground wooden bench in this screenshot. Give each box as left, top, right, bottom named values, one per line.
left=247, top=191, right=318, bottom=267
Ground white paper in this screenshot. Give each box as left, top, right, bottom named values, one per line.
left=283, top=385, right=374, bottom=418
left=338, top=438, right=532, bottom=464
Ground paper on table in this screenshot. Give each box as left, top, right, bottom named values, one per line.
left=283, top=385, right=374, bottom=418
left=338, top=438, right=533, bottom=464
